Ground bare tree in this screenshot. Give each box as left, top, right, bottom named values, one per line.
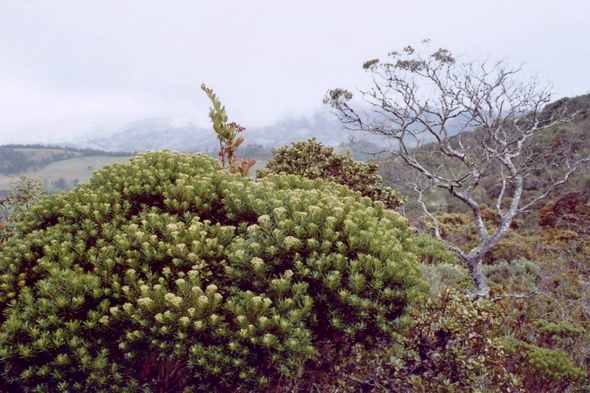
left=324, top=42, right=589, bottom=298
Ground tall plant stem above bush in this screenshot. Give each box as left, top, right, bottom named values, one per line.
left=201, top=84, right=256, bottom=177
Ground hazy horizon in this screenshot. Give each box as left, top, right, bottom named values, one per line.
left=1, top=0, right=589, bottom=145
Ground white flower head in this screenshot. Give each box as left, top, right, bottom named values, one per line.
left=164, top=293, right=183, bottom=307
left=250, top=257, right=264, bottom=269
left=308, top=206, right=321, bottom=215
left=283, top=236, right=300, bottom=250
left=258, top=215, right=271, bottom=226
left=273, top=207, right=286, bottom=217
left=137, top=297, right=154, bottom=308
left=247, top=224, right=260, bottom=233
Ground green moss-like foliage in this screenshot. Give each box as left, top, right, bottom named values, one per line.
left=409, top=233, right=461, bottom=265
left=0, top=150, right=423, bottom=392
left=505, top=338, right=587, bottom=391
left=256, top=138, right=406, bottom=210
left=0, top=175, right=44, bottom=242
left=483, top=258, right=543, bottom=292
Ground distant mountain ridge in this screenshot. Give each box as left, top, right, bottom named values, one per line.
left=60, top=111, right=385, bottom=153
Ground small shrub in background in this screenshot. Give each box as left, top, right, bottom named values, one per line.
left=0, top=175, right=44, bottom=242
left=409, top=233, right=461, bottom=266
left=483, top=258, right=544, bottom=293
left=539, top=192, right=590, bottom=236
left=505, top=334, right=587, bottom=392
left=257, top=138, right=406, bottom=210
left=419, top=263, right=468, bottom=299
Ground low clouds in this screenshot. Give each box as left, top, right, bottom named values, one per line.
left=0, top=0, right=588, bottom=144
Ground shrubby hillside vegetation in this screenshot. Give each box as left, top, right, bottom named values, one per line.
left=0, top=87, right=588, bottom=392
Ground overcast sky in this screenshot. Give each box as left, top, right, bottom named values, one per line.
left=0, top=0, right=588, bottom=144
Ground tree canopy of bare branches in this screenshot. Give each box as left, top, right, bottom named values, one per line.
left=324, top=42, right=589, bottom=298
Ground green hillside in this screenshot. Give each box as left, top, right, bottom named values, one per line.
left=374, top=93, right=590, bottom=219
left=0, top=156, right=134, bottom=191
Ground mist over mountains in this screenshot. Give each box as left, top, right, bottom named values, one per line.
left=58, top=110, right=375, bottom=153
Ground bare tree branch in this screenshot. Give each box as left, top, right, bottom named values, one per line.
left=325, top=43, right=587, bottom=298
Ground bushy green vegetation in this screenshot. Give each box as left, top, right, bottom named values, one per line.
left=1, top=86, right=589, bottom=392
left=316, top=287, right=521, bottom=392
left=257, top=138, right=406, bottom=210
left=0, top=175, right=44, bottom=240
left=0, top=150, right=424, bottom=392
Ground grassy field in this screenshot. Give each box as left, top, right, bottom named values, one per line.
left=0, top=144, right=361, bottom=194
left=249, top=159, right=268, bottom=179
left=14, top=148, right=82, bottom=161
left=0, top=156, right=134, bottom=192
left=0, top=153, right=272, bottom=193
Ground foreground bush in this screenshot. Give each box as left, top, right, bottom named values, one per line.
left=0, top=150, right=424, bottom=392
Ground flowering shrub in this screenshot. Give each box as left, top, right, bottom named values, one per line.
left=0, top=150, right=424, bottom=391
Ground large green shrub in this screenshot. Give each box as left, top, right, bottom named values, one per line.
left=0, top=150, right=424, bottom=392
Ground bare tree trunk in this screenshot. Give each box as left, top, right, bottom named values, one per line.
left=465, top=254, right=490, bottom=298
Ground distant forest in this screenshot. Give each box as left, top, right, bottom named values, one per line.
left=0, top=144, right=137, bottom=175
